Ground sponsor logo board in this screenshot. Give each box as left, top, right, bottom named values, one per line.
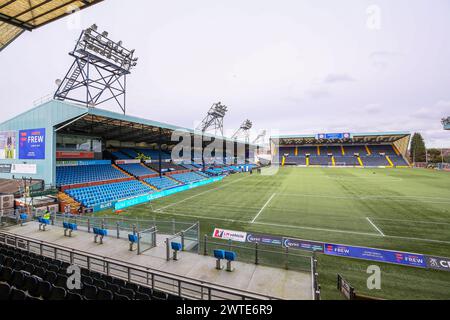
left=19, top=128, right=46, bottom=160
left=426, top=256, right=450, bottom=272
left=213, top=228, right=247, bottom=242
left=283, top=238, right=325, bottom=252
left=325, top=243, right=427, bottom=268
left=246, top=233, right=283, bottom=246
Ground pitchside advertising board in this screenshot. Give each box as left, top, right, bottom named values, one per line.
left=211, top=227, right=450, bottom=271
left=426, top=256, right=450, bottom=272
left=246, top=233, right=283, bottom=246
left=19, top=128, right=46, bottom=160
left=213, top=228, right=247, bottom=242
left=324, top=243, right=427, bottom=268
left=283, top=238, right=324, bottom=252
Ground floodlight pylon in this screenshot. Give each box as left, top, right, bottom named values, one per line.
left=232, top=119, right=253, bottom=144
left=196, top=102, right=228, bottom=136
left=54, top=24, right=138, bottom=114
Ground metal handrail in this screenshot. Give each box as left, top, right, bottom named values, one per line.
left=0, top=230, right=279, bottom=300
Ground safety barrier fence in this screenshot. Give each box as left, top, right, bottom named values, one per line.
left=201, top=235, right=313, bottom=273
left=311, top=252, right=320, bottom=300
left=137, top=226, right=157, bottom=255
left=1, top=213, right=199, bottom=256
left=165, top=223, right=200, bottom=261
left=0, top=230, right=279, bottom=300
left=161, top=222, right=201, bottom=258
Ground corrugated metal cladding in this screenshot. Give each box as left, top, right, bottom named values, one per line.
left=0, top=100, right=88, bottom=185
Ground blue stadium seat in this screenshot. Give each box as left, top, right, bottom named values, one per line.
left=144, top=176, right=181, bottom=190
left=65, top=180, right=153, bottom=208
left=118, top=163, right=157, bottom=177
left=56, top=164, right=128, bottom=187
left=170, top=172, right=207, bottom=184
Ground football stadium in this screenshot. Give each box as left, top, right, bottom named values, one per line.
left=0, top=0, right=450, bottom=306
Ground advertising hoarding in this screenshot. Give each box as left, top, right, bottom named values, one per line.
left=426, top=256, right=450, bottom=272
left=19, top=128, right=46, bottom=160
left=246, top=233, right=283, bottom=246
left=283, top=238, right=325, bottom=252
left=324, top=243, right=427, bottom=268
left=213, top=228, right=247, bottom=242
left=0, top=131, right=16, bottom=159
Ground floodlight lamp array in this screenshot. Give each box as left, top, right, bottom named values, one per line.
left=77, top=24, right=138, bottom=71
left=208, top=102, right=228, bottom=118
left=241, top=119, right=253, bottom=131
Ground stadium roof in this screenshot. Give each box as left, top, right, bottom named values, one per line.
left=0, top=100, right=251, bottom=147
left=271, top=132, right=411, bottom=145
left=0, top=0, right=103, bottom=52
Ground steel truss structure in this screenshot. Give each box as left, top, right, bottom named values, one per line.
left=196, top=102, right=228, bottom=136
left=232, top=119, right=253, bottom=144
left=54, top=24, right=138, bottom=114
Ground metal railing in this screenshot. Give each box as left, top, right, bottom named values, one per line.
left=311, top=252, right=321, bottom=300
left=165, top=222, right=200, bottom=260
left=201, top=235, right=313, bottom=272
left=138, top=226, right=157, bottom=255
left=0, top=230, right=279, bottom=300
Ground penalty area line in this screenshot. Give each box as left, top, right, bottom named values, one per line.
left=366, top=217, right=385, bottom=236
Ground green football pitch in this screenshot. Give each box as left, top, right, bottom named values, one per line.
left=101, top=167, right=450, bottom=299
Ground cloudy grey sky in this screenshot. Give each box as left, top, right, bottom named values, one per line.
left=1, top=0, right=449, bottom=147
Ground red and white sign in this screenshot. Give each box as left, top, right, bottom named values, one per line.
left=213, top=228, right=247, bottom=242
left=56, top=151, right=94, bottom=159
left=115, top=159, right=141, bottom=165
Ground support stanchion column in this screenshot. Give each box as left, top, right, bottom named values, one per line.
left=203, top=235, right=208, bottom=256
left=285, top=246, right=289, bottom=270
left=166, top=238, right=170, bottom=261
left=181, top=231, right=185, bottom=251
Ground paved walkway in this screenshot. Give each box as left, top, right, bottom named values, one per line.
left=3, top=222, right=313, bottom=300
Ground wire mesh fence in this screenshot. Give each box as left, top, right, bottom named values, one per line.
left=201, top=235, right=312, bottom=272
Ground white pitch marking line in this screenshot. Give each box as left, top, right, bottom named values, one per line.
left=275, top=193, right=450, bottom=204
left=366, top=217, right=385, bottom=236
left=155, top=175, right=252, bottom=212
left=251, top=193, right=276, bottom=223
left=253, top=221, right=380, bottom=237
left=367, top=217, right=450, bottom=226
left=152, top=209, right=450, bottom=244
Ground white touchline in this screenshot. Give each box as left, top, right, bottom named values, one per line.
left=366, top=217, right=385, bottom=236
left=251, top=193, right=276, bottom=223
left=155, top=175, right=252, bottom=212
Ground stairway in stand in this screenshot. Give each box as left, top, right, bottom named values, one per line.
left=58, top=192, right=81, bottom=214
